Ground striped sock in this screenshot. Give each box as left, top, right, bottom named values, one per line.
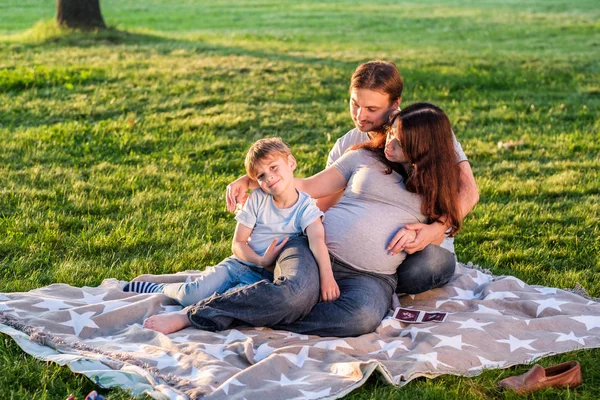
left=123, top=281, right=160, bottom=293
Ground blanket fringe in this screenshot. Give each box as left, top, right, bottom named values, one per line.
left=0, top=311, right=201, bottom=396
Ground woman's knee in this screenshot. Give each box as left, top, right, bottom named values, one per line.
left=396, top=245, right=456, bottom=294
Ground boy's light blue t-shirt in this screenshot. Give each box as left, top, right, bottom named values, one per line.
left=235, top=188, right=323, bottom=262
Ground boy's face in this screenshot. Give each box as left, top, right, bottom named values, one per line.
left=350, top=88, right=400, bottom=133
left=254, top=154, right=297, bottom=197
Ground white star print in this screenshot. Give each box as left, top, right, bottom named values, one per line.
left=457, top=318, right=493, bottom=331
left=474, top=304, right=503, bottom=315
left=379, top=317, right=403, bottom=330
left=254, top=342, right=276, bottom=362
left=470, top=270, right=493, bottom=286
left=278, top=331, right=310, bottom=340
left=435, top=299, right=464, bottom=308
left=59, top=310, right=99, bottom=336
left=571, top=316, right=600, bottom=331
left=201, top=343, right=236, bottom=361
left=484, top=291, right=519, bottom=301
left=189, top=365, right=220, bottom=381
left=451, top=287, right=480, bottom=300
left=223, top=329, right=255, bottom=344
left=0, top=303, right=12, bottom=312
left=265, top=373, right=310, bottom=386
left=400, top=326, right=434, bottom=342
left=171, top=335, right=190, bottom=343
left=526, top=351, right=552, bottom=361
left=151, top=351, right=180, bottom=369
left=100, top=300, right=132, bottom=314
left=533, top=298, right=569, bottom=317
left=535, top=287, right=557, bottom=295
left=80, top=290, right=107, bottom=304
left=0, top=294, right=11, bottom=301
left=468, top=355, right=506, bottom=371
left=281, top=346, right=320, bottom=368
left=554, top=331, right=589, bottom=345
left=407, top=352, right=451, bottom=369
left=433, top=334, right=475, bottom=350
left=31, top=298, right=73, bottom=311
left=314, top=339, right=354, bottom=351
left=369, top=340, right=408, bottom=357
left=497, top=335, right=537, bottom=352
left=298, top=388, right=332, bottom=399
left=221, top=377, right=245, bottom=395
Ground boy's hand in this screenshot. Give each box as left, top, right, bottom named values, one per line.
left=260, top=237, right=289, bottom=267
left=387, top=227, right=417, bottom=255
left=226, top=175, right=251, bottom=212
left=320, top=277, right=340, bottom=302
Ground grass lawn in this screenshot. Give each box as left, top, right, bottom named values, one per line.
left=0, top=0, right=599, bottom=398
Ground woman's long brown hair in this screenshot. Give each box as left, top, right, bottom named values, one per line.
left=352, top=102, right=462, bottom=236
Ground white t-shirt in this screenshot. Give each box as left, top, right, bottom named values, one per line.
left=326, top=128, right=467, bottom=253
left=235, top=188, right=323, bottom=264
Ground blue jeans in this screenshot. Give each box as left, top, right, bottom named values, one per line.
left=186, top=238, right=455, bottom=337
left=157, top=257, right=271, bottom=307
left=395, top=245, right=456, bottom=295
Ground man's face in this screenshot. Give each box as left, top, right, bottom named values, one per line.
left=349, top=88, right=399, bottom=133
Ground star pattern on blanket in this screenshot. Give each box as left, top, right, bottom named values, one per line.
left=201, top=343, right=236, bottom=361
left=407, top=352, right=452, bottom=370
left=570, top=315, right=600, bottom=331
left=554, top=331, right=589, bottom=345
left=533, top=298, right=569, bottom=317
left=2, top=262, right=600, bottom=400
left=80, top=290, right=107, bottom=304
left=400, top=326, right=434, bottom=342
left=59, top=310, right=99, bottom=336
left=433, top=334, right=475, bottom=350
left=314, top=339, right=354, bottom=351
left=469, top=355, right=506, bottom=371
left=497, top=335, right=537, bottom=352
left=31, top=298, right=73, bottom=311
left=457, top=318, right=493, bottom=331
left=369, top=340, right=408, bottom=357
left=282, top=346, right=321, bottom=368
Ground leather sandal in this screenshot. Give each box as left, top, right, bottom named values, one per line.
left=498, top=360, right=582, bottom=394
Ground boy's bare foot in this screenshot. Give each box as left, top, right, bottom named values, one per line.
left=143, top=310, right=191, bottom=334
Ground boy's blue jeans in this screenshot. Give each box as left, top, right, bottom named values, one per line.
left=155, top=257, right=271, bottom=307
left=187, top=237, right=456, bottom=337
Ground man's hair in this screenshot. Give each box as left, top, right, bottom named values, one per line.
left=245, top=137, right=292, bottom=180
left=350, top=60, right=403, bottom=105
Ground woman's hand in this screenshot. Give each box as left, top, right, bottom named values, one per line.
left=319, top=277, right=340, bottom=302
left=260, top=237, right=289, bottom=267
left=226, top=175, right=252, bottom=212
left=400, top=222, right=447, bottom=254
left=386, top=227, right=417, bottom=255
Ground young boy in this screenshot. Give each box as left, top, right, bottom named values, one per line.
left=124, top=138, right=339, bottom=333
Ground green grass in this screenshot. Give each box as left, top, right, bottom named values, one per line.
left=0, top=0, right=599, bottom=398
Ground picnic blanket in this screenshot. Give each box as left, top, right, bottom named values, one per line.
left=1, top=262, right=599, bottom=400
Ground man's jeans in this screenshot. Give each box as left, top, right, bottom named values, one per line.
left=187, top=237, right=456, bottom=337
left=156, top=257, right=271, bottom=307
left=396, top=245, right=456, bottom=294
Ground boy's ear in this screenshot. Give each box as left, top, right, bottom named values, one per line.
left=288, top=155, right=297, bottom=171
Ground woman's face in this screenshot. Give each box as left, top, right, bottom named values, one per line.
left=384, top=121, right=408, bottom=163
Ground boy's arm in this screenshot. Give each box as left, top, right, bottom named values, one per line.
left=305, top=218, right=340, bottom=302
left=232, top=223, right=289, bottom=267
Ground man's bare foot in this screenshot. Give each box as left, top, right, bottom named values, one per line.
left=143, top=310, right=191, bottom=334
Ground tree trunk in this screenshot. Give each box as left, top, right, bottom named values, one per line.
left=56, top=0, right=106, bottom=30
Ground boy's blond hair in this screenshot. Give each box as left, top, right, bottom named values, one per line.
left=245, top=137, right=292, bottom=180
